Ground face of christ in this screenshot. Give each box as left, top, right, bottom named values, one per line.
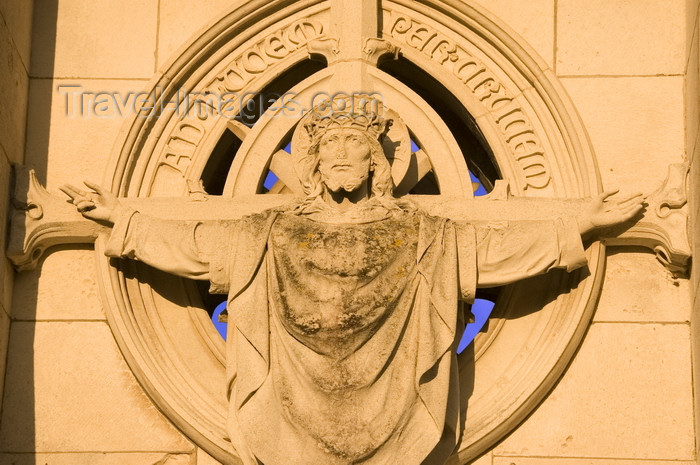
left=316, top=128, right=373, bottom=203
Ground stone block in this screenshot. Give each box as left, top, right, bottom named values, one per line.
left=476, top=0, right=554, bottom=68
left=11, top=246, right=104, bottom=321
left=595, top=247, right=690, bottom=323
left=687, top=0, right=699, bottom=66
left=557, top=0, right=686, bottom=76
left=0, top=321, right=193, bottom=452
left=494, top=323, right=694, bottom=460
left=694, top=282, right=700, bottom=462
left=494, top=458, right=695, bottom=465
left=0, top=260, right=12, bottom=317
left=0, top=309, right=10, bottom=410
left=0, top=0, right=34, bottom=69
left=31, top=0, right=157, bottom=78
left=0, top=147, right=9, bottom=239
left=686, top=13, right=699, bottom=159
left=0, top=151, right=15, bottom=314
left=157, top=0, right=239, bottom=69
left=24, top=78, right=150, bottom=190
left=694, top=191, right=700, bottom=276
left=0, top=14, right=28, bottom=165
left=561, top=76, right=684, bottom=193
left=0, top=452, right=195, bottom=465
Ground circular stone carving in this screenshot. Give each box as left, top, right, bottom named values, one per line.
left=97, top=1, right=604, bottom=463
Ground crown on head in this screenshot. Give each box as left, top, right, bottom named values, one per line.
left=304, top=107, right=392, bottom=148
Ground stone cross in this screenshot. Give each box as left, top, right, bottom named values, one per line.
left=6, top=163, right=690, bottom=276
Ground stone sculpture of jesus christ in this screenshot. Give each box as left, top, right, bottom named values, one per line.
left=62, top=107, right=643, bottom=465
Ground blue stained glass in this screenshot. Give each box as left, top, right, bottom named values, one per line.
left=212, top=301, right=228, bottom=340
left=457, top=298, right=495, bottom=354
left=263, top=171, right=279, bottom=190
left=469, top=171, right=487, bottom=197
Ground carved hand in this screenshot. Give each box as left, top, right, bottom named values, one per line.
left=60, top=182, right=122, bottom=224
left=577, top=190, right=645, bottom=239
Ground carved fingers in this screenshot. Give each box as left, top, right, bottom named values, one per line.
left=60, top=184, right=95, bottom=211
left=60, top=182, right=119, bottom=223
left=578, top=190, right=646, bottom=239
left=612, top=192, right=646, bottom=221
left=595, top=191, right=645, bottom=224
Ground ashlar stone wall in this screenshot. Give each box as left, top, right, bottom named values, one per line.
left=0, top=1, right=697, bottom=465
left=0, top=0, right=33, bottom=438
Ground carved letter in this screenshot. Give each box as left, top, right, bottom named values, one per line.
left=264, top=33, right=291, bottom=59
left=209, top=61, right=249, bottom=94
left=241, top=46, right=268, bottom=74
left=407, top=26, right=436, bottom=51
left=454, top=57, right=486, bottom=85
left=429, top=38, right=458, bottom=64
left=287, top=19, right=324, bottom=45
left=390, top=15, right=412, bottom=36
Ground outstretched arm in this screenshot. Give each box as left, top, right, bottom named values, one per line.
left=469, top=189, right=645, bottom=289
left=61, top=182, right=213, bottom=280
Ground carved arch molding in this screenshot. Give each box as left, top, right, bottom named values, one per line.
left=98, top=1, right=603, bottom=463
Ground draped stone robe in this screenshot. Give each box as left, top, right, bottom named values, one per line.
left=104, top=202, right=586, bottom=465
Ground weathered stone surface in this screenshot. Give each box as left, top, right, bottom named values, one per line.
left=595, top=247, right=690, bottom=323
left=477, top=0, right=554, bottom=68
left=12, top=246, right=103, bottom=321
left=0, top=321, right=193, bottom=452
left=557, top=0, right=686, bottom=75
left=494, top=323, right=694, bottom=460
left=0, top=0, right=33, bottom=68
left=24, top=78, right=149, bottom=190
left=494, top=458, right=695, bottom=465
left=157, top=0, right=240, bottom=68
left=0, top=13, right=28, bottom=165
left=0, top=452, right=195, bottom=465
left=30, top=0, right=157, bottom=78
left=562, top=76, right=685, bottom=193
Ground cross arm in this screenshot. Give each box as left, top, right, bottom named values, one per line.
left=7, top=166, right=690, bottom=276
left=6, top=167, right=287, bottom=271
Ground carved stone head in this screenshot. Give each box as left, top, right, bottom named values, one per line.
left=298, top=109, right=395, bottom=199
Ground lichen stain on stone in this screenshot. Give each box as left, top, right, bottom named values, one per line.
left=269, top=213, right=420, bottom=358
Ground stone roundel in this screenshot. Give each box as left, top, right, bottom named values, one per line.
left=97, top=1, right=604, bottom=463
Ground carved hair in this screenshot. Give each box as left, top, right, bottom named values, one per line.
left=296, top=111, right=396, bottom=209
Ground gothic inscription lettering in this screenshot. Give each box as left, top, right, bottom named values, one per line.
left=160, top=121, right=205, bottom=175
left=156, top=18, right=326, bottom=181
left=384, top=10, right=551, bottom=190
left=207, top=19, right=325, bottom=95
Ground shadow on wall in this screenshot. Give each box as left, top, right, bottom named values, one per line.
left=0, top=0, right=58, bottom=459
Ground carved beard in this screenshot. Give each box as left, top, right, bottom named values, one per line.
left=319, top=168, right=370, bottom=193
